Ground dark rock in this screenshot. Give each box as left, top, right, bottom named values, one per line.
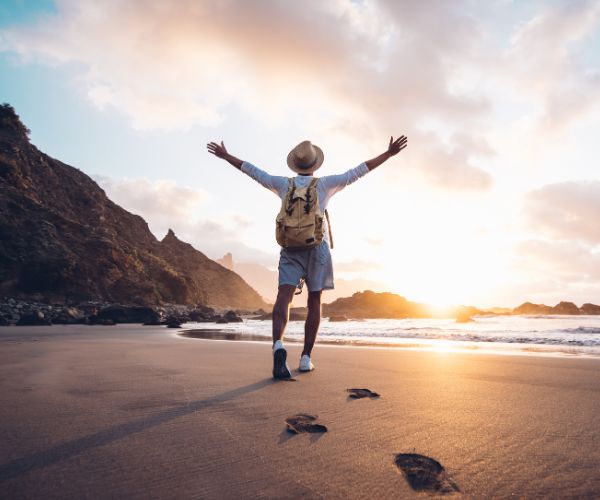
left=86, top=314, right=100, bottom=325
left=189, top=308, right=216, bottom=321
left=97, top=305, right=161, bottom=324
left=215, top=317, right=228, bottom=324
left=16, top=310, right=51, bottom=326
left=224, top=310, right=243, bottom=322
left=328, top=315, right=348, bottom=322
left=164, top=315, right=183, bottom=328
left=51, top=306, right=85, bottom=324
left=196, top=305, right=216, bottom=316
left=189, top=310, right=206, bottom=321
left=580, top=303, right=600, bottom=315
left=0, top=314, right=10, bottom=326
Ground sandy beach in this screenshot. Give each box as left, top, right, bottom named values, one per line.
left=1, top=324, right=600, bottom=498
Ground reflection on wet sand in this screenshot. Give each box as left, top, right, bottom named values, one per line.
left=178, top=329, right=274, bottom=342
left=178, top=329, right=428, bottom=349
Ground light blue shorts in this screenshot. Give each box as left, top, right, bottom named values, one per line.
left=278, top=241, right=334, bottom=292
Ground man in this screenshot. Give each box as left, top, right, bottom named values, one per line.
left=207, top=135, right=408, bottom=379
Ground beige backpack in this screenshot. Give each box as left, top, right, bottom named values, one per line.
left=276, top=178, right=333, bottom=250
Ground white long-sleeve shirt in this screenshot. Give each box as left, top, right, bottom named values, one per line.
left=240, top=161, right=369, bottom=212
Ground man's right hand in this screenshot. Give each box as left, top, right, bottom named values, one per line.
left=207, top=140, right=228, bottom=159
left=207, top=140, right=243, bottom=169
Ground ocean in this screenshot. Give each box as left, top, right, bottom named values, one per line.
left=181, top=315, right=600, bottom=358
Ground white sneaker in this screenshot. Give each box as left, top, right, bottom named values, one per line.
left=299, top=354, right=314, bottom=372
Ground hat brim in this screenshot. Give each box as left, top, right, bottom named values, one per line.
left=287, top=145, right=324, bottom=174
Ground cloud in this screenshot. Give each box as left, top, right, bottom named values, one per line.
left=0, top=0, right=496, bottom=190
left=182, top=220, right=275, bottom=265
left=335, top=259, right=384, bottom=273
left=515, top=239, right=600, bottom=281
left=415, top=131, right=493, bottom=190
left=516, top=179, right=600, bottom=303
left=509, top=238, right=600, bottom=305
left=93, top=174, right=209, bottom=225
left=506, top=0, right=600, bottom=134
left=524, top=180, right=600, bottom=244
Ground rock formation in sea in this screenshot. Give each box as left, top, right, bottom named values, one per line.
left=581, top=303, right=600, bottom=315
left=512, top=301, right=599, bottom=315
left=321, top=290, right=483, bottom=320
left=512, top=302, right=553, bottom=315
left=550, top=301, right=581, bottom=315
left=0, top=104, right=266, bottom=310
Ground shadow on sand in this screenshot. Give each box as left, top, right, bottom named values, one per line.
left=0, top=378, right=274, bottom=482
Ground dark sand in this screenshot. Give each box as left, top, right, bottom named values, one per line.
left=1, top=324, right=600, bottom=498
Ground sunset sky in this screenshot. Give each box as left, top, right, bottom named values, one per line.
left=1, top=0, right=600, bottom=307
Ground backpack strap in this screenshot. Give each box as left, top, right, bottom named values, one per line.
left=324, top=209, right=334, bottom=249
left=304, top=178, right=318, bottom=214
left=285, top=178, right=296, bottom=215
left=307, top=178, right=333, bottom=248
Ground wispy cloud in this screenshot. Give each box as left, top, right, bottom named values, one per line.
left=0, top=0, right=500, bottom=190
left=505, top=0, right=600, bottom=135
left=93, top=174, right=208, bottom=227
left=524, top=180, right=600, bottom=244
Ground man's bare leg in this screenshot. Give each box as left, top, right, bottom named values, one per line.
left=302, top=290, right=322, bottom=356
left=272, top=284, right=296, bottom=379
left=272, top=284, right=296, bottom=345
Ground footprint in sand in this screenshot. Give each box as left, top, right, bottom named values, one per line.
left=346, top=388, right=380, bottom=399
left=394, top=453, right=459, bottom=494
left=285, top=414, right=328, bottom=434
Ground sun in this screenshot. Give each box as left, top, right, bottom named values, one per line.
left=376, top=231, right=511, bottom=308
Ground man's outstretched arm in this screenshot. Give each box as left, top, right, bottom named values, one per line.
left=320, top=135, right=408, bottom=198
left=206, top=140, right=288, bottom=196
left=207, top=141, right=243, bottom=169
left=365, top=135, right=408, bottom=171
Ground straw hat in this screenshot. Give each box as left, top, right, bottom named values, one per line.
left=287, top=140, right=324, bottom=174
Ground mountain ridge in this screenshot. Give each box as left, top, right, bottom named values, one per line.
left=0, top=104, right=266, bottom=310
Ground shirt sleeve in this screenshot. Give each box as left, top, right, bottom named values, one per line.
left=319, top=162, right=369, bottom=198
left=240, top=161, right=289, bottom=198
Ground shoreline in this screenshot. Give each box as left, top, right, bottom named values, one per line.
left=176, top=328, right=600, bottom=360
left=3, top=322, right=600, bottom=360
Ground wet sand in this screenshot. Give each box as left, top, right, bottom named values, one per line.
left=1, top=324, right=600, bottom=498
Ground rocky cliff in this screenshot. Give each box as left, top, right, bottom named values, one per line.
left=0, top=104, right=266, bottom=310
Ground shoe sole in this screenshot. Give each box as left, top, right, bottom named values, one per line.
left=299, top=367, right=314, bottom=372
left=273, top=348, right=292, bottom=379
